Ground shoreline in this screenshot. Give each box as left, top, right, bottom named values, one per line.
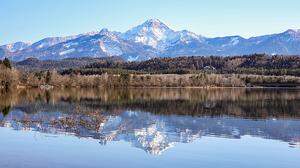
left=9, top=85, right=300, bottom=90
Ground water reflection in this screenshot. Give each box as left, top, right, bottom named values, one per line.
left=1, top=88, right=300, bottom=155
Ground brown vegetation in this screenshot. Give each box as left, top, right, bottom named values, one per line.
left=1, top=55, right=300, bottom=89
left=14, top=70, right=300, bottom=88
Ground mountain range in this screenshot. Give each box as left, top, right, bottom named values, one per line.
left=1, top=19, right=300, bottom=61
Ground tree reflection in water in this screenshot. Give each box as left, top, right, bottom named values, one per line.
left=0, top=88, right=300, bottom=155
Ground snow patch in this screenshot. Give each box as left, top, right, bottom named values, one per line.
left=99, top=41, right=122, bottom=56
left=230, top=37, right=240, bottom=45
left=59, top=49, right=75, bottom=55
left=64, top=42, right=78, bottom=48
left=127, top=55, right=139, bottom=62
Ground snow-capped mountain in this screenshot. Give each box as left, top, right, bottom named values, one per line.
left=0, top=42, right=30, bottom=59
left=121, top=19, right=206, bottom=52
left=29, top=36, right=80, bottom=51
left=170, top=30, right=205, bottom=45
left=0, top=41, right=31, bottom=52
left=4, top=28, right=157, bottom=61
left=1, top=19, right=300, bottom=61
left=121, top=19, right=176, bottom=50
left=244, top=29, right=300, bottom=55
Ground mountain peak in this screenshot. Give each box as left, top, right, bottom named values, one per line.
left=179, top=30, right=199, bottom=37
left=1, top=41, right=31, bottom=52
left=284, top=29, right=300, bottom=34
left=121, top=19, right=175, bottom=49
left=144, top=18, right=163, bottom=24
left=99, top=28, right=110, bottom=35
left=140, top=18, right=170, bottom=30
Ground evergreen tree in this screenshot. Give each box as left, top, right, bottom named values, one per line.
left=45, top=71, right=51, bottom=84
left=1, top=105, right=11, bottom=117
left=3, top=58, right=11, bottom=69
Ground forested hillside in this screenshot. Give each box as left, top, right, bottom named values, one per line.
left=60, top=54, right=300, bottom=76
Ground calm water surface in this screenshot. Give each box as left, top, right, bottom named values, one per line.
left=0, top=88, right=300, bottom=168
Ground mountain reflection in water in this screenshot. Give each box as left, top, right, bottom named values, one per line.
left=0, top=88, right=300, bottom=155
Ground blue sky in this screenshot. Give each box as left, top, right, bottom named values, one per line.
left=1, top=0, right=300, bottom=45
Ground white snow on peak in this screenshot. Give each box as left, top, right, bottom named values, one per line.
left=170, top=30, right=203, bottom=44
left=179, top=30, right=199, bottom=39
left=282, top=29, right=300, bottom=41
left=120, top=19, right=207, bottom=50
left=121, top=19, right=175, bottom=49
left=82, top=30, right=100, bottom=36
left=285, top=29, right=300, bottom=35
left=289, top=29, right=300, bottom=32
left=98, top=28, right=120, bottom=42
left=2, top=42, right=31, bottom=52
left=99, top=28, right=110, bottom=35
left=144, top=18, right=163, bottom=24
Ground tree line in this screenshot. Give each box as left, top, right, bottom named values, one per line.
left=1, top=54, right=300, bottom=90
left=75, top=54, right=300, bottom=76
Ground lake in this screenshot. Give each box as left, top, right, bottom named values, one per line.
left=0, top=88, right=300, bottom=168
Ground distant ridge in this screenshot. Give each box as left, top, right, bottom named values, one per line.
left=1, top=19, right=300, bottom=61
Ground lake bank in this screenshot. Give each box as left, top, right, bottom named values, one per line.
left=11, top=73, right=300, bottom=89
